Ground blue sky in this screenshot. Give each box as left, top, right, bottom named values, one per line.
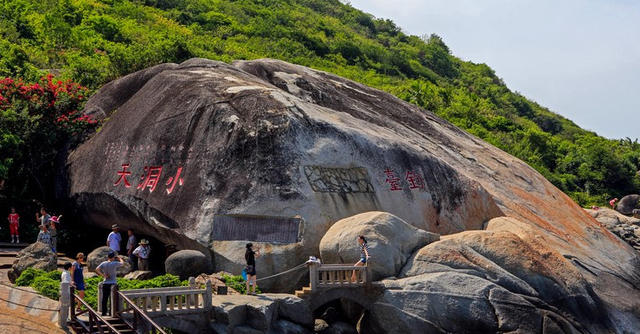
left=349, top=0, right=640, bottom=140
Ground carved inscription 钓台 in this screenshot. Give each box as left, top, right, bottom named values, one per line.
left=212, top=215, right=301, bottom=244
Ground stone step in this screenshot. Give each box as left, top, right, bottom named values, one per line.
left=0, top=242, right=29, bottom=248
left=294, top=290, right=306, bottom=298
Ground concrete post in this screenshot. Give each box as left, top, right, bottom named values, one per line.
left=189, top=277, right=196, bottom=306
left=309, top=263, right=318, bottom=292
left=58, top=282, right=70, bottom=329
left=97, top=281, right=103, bottom=314
left=204, top=280, right=212, bottom=310
left=111, top=284, right=119, bottom=317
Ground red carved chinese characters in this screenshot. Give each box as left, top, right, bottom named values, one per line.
left=384, top=168, right=402, bottom=191
left=114, top=164, right=132, bottom=188
left=137, top=166, right=163, bottom=192
left=405, top=171, right=425, bottom=190
left=165, top=167, right=184, bottom=194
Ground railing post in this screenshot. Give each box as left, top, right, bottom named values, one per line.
left=309, top=263, right=318, bottom=292
left=204, top=280, right=212, bottom=309
left=111, top=284, right=119, bottom=317
left=189, top=277, right=196, bottom=306
left=70, top=286, right=76, bottom=320
left=58, top=282, right=70, bottom=329
left=97, top=281, right=103, bottom=314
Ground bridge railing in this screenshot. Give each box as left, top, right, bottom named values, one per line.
left=117, top=278, right=212, bottom=317
left=308, top=263, right=372, bottom=291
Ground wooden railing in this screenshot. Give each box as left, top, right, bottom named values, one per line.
left=69, top=286, right=121, bottom=334
left=308, top=263, right=372, bottom=291
left=114, top=287, right=167, bottom=334
left=118, top=278, right=212, bottom=317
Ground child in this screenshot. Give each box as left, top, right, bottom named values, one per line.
left=7, top=207, right=19, bottom=243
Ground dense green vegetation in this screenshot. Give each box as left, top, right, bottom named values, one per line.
left=1, top=0, right=639, bottom=206
left=16, top=268, right=186, bottom=308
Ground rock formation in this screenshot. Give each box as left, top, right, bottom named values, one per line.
left=319, top=211, right=439, bottom=280
left=165, top=250, right=209, bottom=279
left=617, top=194, right=640, bottom=215
left=87, top=246, right=133, bottom=276
left=64, top=58, right=640, bottom=332
left=588, top=207, right=640, bottom=250
left=7, top=242, right=57, bottom=283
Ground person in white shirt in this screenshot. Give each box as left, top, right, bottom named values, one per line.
left=132, top=239, right=151, bottom=271
left=106, top=224, right=122, bottom=252
left=61, top=262, right=73, bottom=295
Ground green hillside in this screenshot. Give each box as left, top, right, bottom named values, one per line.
left=1, top=0, right=639, bottom=207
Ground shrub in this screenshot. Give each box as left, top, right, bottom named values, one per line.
left=15, top=268, right=46, bottom=286
left=221, top=274, right=261, bottom=295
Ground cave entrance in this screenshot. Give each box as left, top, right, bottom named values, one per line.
left=313, top=297, right=380, bottom=334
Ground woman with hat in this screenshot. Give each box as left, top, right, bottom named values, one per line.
left=70, top=252, right=86, bottom=309
left=132, top=239, right=151, bottom=271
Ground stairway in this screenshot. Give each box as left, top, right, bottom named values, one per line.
left=294, top=286, right=312, bottom=298
left=69, top=315, right=136, bottom=334
left=0, top=242, right=28, bottom=270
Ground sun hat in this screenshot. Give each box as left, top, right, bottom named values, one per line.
left=111, top=224, right=119, bottom=229
left=139, top=239, right=149, bottom=245
left=76, top=252, right=85, bottom=259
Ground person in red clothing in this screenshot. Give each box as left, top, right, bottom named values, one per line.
left=7, top=207, right=19, bottom=243
left=610, top=198, right=618, bottom=209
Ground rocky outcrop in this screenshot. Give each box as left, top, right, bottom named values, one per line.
left=617, top=194, right=640, bottom=215
left=211, top=293, right=312, bottom=333
left=587, top=208, right=640, bottom=250
left=319, top=211, right=439, bottom=280
left=7, top=242, right=57, bottom=283
left=124, top=270, right=152, bottom=280
left=165, top=250, right=209, bottom=279
left=64, top=58, right=640, bottom=332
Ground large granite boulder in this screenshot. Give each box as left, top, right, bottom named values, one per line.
left=211, top=293, right=313, bottom=333
left=617, top=194, right=640, bottom=215
left=165, top=250, right=209, bottom=279
left=87, top=246, right=133, bottom=276
left=319, top=211, right=439, bottom=280
left=63, top=58, right=640, bottom=332
left=7, top=242, right=57, bottom=283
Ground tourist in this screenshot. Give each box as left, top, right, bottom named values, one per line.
left=7, top=207, right=19, bottom=243
left=245, top=243, right=260, bottom=295
left=37, top=223, right=53, bottom=250
left=61, top=262, right=72, bottom=294
left=95, top=251, right=124, bottom=316
left=351, top=235, right=370, bottom=282
left=610, top=198, right=618, bottom=209
left=71, top=252, right=86, bottom=304
left=132, top=239, right=151, bottom=271
left=106, top=224, right=121, bottom=253
left=49, top=216, right=60, bottom=253
left=126, top=229, right=137, bottom=271
left=36, top=207, right=51, bottom=227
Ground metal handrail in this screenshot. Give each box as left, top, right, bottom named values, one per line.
left=116, top=291, right=167, bottom=334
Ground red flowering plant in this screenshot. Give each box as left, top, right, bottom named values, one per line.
left=0, top=75, right=98, bottom=198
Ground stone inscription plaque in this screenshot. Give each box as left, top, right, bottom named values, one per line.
left=304, top=166, right=374, bottom=193
left=212, top=215, right=301, bottom=244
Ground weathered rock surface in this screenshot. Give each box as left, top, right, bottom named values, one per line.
left=64, top=58, right=640, bottom=332
left=587, top=208, right=640, bottom=250
left=211, top=293, right=313, bottom=333
left=617, top=194, right=640, bottom=215
left=87, top=246, right=133, bottom=276
left=124, top=270, right=152, bottom=280
left=165, top=250, right=209, bottom=279
left=320, top=211, right=439, bottom=280
left=7, top=242, right=57, bottom=283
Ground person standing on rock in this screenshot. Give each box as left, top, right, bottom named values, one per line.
left=106, top=224, right=122, bottom=253
left=36, top=223, right=52, bottom=250
left=49, top=216, right=60, bottom=253
left=132, top=239, right=151, bottom=271
left=71, top=252, right=86, bottom=305
left=610, top=198, right=618, bottom=209
left=36, top=207, right=51, bottom=227
left=245, top=243, right=260, bottom=295
left=7, top=207, right=19, bottom=243
left=351, top=235, right=370, bottom=282
left=126, top=229, right=137, bottom=271
left=95, top=251, right=124, bottom=316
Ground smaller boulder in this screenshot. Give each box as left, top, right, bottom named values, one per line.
left=320, top=211, right=439, bottom=280
left=273, top=319, right=312, bottom=334
left=165, top=250, right=209, bottom=279
left=616, top=194, right=640, bottom=215
left=124, top=270, right=152, bottom=280
left=7, top=242, right=57, bottom=283
left=87, top=246, right=133, bottom=276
